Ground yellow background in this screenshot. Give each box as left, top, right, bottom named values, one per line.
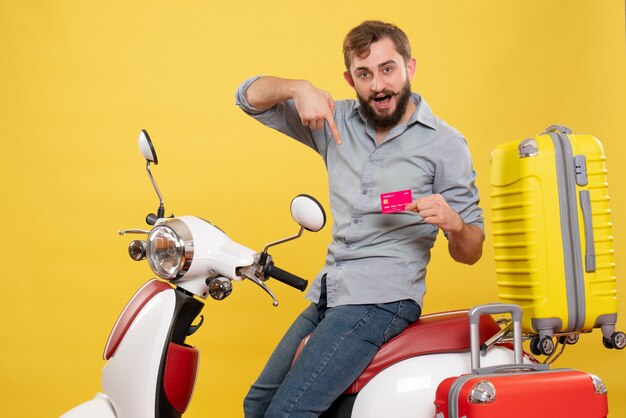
left=1, top=1, right=625, bottom=416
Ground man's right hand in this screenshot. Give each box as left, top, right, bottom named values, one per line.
left=292, top=81, right=342, bottom=145
left=245, top=76, right=342, bottom=145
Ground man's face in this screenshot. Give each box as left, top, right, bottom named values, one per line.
left=344, top=37, right=416, bottom=129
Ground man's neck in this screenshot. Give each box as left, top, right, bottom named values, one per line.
left=375, top=99, right=417, bottom=144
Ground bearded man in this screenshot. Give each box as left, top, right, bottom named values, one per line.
left=235, top=20, right=485, bottom=418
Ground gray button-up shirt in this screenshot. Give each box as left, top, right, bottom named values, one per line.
left=235, top=76, right=483, bottom=308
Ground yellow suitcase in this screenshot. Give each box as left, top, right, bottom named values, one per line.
left=490, top=125, right=624, bottom=355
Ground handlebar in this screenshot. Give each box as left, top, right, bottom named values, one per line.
left=265, top=263, right=308, bottom=292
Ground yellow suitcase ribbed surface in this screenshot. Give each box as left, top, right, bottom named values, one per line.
left=572, top=135, right=617, bottom=330
left=490, top=133, right=617, bottom=334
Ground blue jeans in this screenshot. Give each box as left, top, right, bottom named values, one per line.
left=243, top=277, right=421, bottom=418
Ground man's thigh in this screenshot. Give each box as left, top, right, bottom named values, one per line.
left=267, top=302, right=411, bottom=417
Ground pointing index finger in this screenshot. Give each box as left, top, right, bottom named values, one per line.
left=325, top=113, right=342, bottom=145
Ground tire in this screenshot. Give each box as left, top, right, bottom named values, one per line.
left=611, top=332, right=626, bottom=350
left=539, top=336, right=555, bottom=355
left=530, top=336, right=542, bottom=356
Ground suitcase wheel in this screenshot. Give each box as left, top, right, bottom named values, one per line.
left=530, top=335, right=555, bottom=356
left=602, top=331, right=626, bottom=350
left=558, top=334, right=579, bottom=346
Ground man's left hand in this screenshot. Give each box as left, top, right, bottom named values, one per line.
left=405, top=194, right=463, bottom=233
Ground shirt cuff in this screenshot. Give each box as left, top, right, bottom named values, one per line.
left=234, top=75, right=269, bottom=115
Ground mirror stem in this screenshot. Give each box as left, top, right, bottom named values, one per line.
left=146, top=161, right=165, bottom=218
left=259, top=226, right=304, bottom=266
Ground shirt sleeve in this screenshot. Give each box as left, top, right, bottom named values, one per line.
left=433, top=135, right=484, bottom=232
left=234, top=76, right=327, bottom=155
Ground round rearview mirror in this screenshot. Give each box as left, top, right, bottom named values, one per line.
left=138, top=129, right=158, bottom=164
left=290, top=195, right=326, bottom=232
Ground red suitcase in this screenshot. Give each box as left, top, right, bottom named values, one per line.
left=434, top=304, right=609, bottom=418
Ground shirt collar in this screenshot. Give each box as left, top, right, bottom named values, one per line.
left=350, top=92, right=438, bottom=130
left=409, top=93, right=437, bottom=130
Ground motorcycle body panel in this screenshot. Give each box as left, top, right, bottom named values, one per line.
left=102, top=287, right=178, bottom=418
left=61, top=393, right=116, bottom=418
left=65, top=279, right=204, bottom=418
left=160, top=216, right=256, bottom=297
left=351, top=347, right=518, bottom=418
left=104, top=279, right=172, bottom=360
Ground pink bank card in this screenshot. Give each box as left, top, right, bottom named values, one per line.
left=380, top=189, right=413, bottom=214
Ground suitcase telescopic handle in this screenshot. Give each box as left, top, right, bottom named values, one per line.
left=579, top=190, right=597, bottom=273
left=468, top=304, right=524, bottom=371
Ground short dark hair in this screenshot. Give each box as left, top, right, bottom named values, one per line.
left=343, top=21, right=412, bottom=70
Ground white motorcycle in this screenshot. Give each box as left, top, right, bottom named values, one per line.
left=63, top=130, right=601, bottom=418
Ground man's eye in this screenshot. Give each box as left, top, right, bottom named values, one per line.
left=358, top=72, right=370, bottom=78
left=383, top=66, right=393, bottom=73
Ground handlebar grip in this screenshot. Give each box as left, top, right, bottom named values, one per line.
left=265, top=263, right=308, bottom=292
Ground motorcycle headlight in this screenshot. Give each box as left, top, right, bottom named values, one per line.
left=146, top=219, right=194, bottom=280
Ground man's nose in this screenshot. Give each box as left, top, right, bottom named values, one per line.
left=370, top=74, right=381, bottom=92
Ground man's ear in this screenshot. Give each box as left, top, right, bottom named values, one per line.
left=406, top=57, right=417, bottom=80
left=343, top=71, right=355, bottom=87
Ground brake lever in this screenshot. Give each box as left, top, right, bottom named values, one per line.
left=240, top=269, right=279, bottom=307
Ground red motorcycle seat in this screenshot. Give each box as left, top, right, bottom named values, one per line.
left=292, top=310, right=501, bottom=394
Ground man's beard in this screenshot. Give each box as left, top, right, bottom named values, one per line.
left=357, top=81, right=412, bottom=129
